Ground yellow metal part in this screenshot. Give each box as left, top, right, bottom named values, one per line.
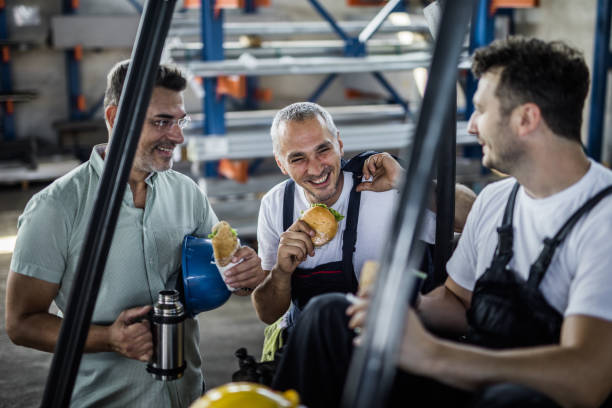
left=190, top=382, right=300, bottom=408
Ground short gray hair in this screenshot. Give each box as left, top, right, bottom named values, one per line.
left=270, top=102, right=338, bottom=155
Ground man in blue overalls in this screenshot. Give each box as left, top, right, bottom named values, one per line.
left=273, top=37, right=612, bottom=408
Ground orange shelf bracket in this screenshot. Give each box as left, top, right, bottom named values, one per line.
left=183, top=0, right=201, bottom=8
left=347, top=0, right=386, bottom=6
left=74, top=44, right=83, bottom=61
left=77, top=95, right=86, bottom=112
left=490, top=0, right=538, bottom=15
left=218, top=158, right=249, bottom=183
left=255, top=88, right=273, bottom=102
left=345, top=88, right=383, bottom=100
left=2, top=45, right=10, bottom=63
left=217, top=75, right=246, bottom=99
left=215, top=0, right=269, bottom=11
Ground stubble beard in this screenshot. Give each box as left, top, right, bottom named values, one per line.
left=133, top=150, right=173, bottom=174
left=485, top=117, right=524, bottom=175
left=304, top=169, right=342, bottom=204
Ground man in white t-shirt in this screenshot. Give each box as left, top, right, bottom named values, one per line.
left=358, top=37, right=612, bottom=407
left=251, top=102, right=439, bottom=328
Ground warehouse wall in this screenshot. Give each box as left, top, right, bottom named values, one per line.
left=4, top=0, right=608, bottom=164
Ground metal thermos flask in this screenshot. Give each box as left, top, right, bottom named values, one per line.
left=147, top=290, right=186, bottom=381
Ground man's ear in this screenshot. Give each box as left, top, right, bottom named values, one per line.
left=275, top=154, right=288, bottom=175
left=105, top=105, right=118, bottom=129
left=337, top=132, right=344, bottom=156
left=516, top=102, right=541, bottom=138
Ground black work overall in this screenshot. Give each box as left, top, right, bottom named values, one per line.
left=282, top=171, right=361, bottom=327
left=467, top=182, right=612, bottom=350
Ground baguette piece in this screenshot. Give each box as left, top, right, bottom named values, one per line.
left=358, top=260, right=379, bottom=295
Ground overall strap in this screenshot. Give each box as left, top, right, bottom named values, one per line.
left=493, top=182, right=521, bottom=266
left=341, top=172, right=362, bottom=290
left=341, top=173, right=362, bottom=265
left=527, top=184, right=612, bottom=287
left=283, top=179, right=295, bottom=231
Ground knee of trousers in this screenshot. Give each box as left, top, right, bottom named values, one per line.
left=298, top=293, right=351, bottom=328
left=303, top=293, right=350, bottom=317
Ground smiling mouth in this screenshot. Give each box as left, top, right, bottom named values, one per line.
left=156, top=144, right=175, bottom=154
left=308, top=172, right=330, bottom=186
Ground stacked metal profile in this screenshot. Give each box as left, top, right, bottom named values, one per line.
left=165, top=2, right=477, bottom=163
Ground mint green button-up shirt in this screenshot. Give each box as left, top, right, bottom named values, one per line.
left=11, top=145, right=218, bottom=407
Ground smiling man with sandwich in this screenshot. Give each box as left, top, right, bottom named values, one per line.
left=252, top=102, right=439, bottom=333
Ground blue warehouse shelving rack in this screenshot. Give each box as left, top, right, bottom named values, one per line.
left=588, top=0, right=612, bottom=163
left=0, top=0, right=38, bottom=168
left=166, top=0, right=480, bottom=169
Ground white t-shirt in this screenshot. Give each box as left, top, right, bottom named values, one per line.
left=448, top=160, right=612, bottom=321
left=257, top=171, right=436, bottom=281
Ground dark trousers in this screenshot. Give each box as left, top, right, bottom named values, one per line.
left=272, top=293, right=562, bottom=408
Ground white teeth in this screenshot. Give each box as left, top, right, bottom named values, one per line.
left=311, top=173, right=328, bottom=184
left=158, top=146, right=173, bottom=152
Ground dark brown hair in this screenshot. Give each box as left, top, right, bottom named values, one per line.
left=472, top=36, right=589, bottom=143
left=103, top=60, right=187, bottom=109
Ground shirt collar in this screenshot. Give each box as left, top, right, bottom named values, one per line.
left=90, top=144, right=107, bottom=177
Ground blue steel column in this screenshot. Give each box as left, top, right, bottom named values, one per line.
left=201, top=0, right=225, bottom=176
left=63, top=0, right=84, bottom=121
left=466, top=0, right=493, bottom=118
left=244, top=0, right=256, bottom=13
left=372, top=71, right=409, bottom=113
left=0, top=2, right=15, bottom=140
left=588, top=0, right=612, bottom=162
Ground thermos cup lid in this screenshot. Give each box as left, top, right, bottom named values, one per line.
left=182, top=235, right=231, bottom=316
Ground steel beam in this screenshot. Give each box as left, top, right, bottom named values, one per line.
left=168, top=39, right=430, bottom=60
left=186, top=52, right=434, bottom=77
left=308, top=73, right=338, bottom=102
left=185, top=121, right=477, bottom=161
left=358, top=0, right=403, bottom=44
left=169, top=19, right=431, bottom=37
left=341, top=1, right=478, bottom=406
left=433, top=88, right=456, bottom=287
left=307, top=0, right=350, bottom=43
left=372, top=71, right=409, bottom=113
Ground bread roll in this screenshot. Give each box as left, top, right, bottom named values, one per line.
left=300, top=205, right=340, bottom=247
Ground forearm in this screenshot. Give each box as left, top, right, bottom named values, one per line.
left=252, top=267, right=292, bottom=324
left=417, top=285, right=469, bottom=337
left=8, top=311, right=112, bottom=354
left=425, top=340, right=597, bottom=408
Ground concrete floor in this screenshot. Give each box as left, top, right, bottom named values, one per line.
left=0, top=183, right=266, bottom=408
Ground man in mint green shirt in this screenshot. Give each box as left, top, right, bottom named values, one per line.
left=5, top=61, right=266, bottom=407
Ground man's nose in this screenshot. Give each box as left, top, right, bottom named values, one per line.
left=307, top=157, right=324, bottom=175
left=467, top=111, right=479, bottom=135
left=168, top=124, right=185, bottom=144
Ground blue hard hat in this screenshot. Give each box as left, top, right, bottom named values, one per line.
left=182, top=235, right=231, bottom=316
